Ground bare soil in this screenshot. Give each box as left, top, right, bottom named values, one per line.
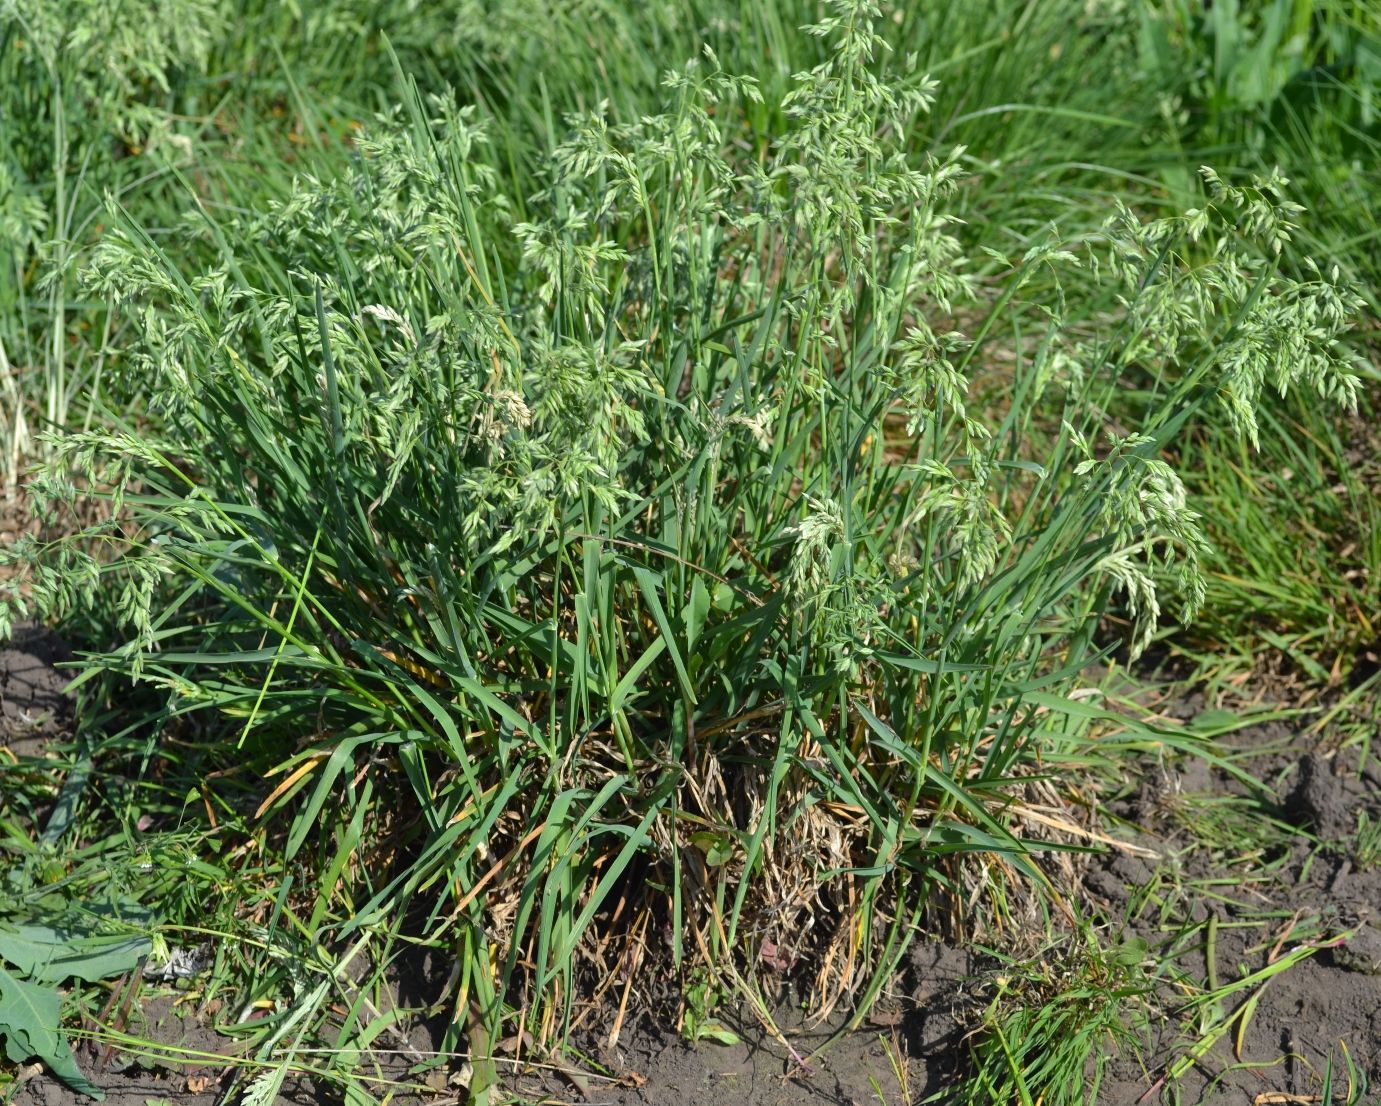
left=0, top=625, right=73, bottom=758
left=519, top=941, right=979, bottom=1106
left=3, top=631, right=1378, bottom=1105
left=1091, top=717, right=1381, bottom=1105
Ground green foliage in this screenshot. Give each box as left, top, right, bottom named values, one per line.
left=1139, top=0, right=1381, bottom=138
left=2, top=0, right=220, bottom=144
left=0, top=964, right=103, bottom=1099
left=963, top=929, right=1154, bottom=1106
left=0, top=916, right=156, bottom=1100
left=1353, top=810, right=1381, bottom=869
left=1, top=0, right=1365, bottom=1075
left=0, top=922, right=150, bottom=984
left=0, top=0, right=221, bottom=490
left=681, top=971, right=739, bottom=1046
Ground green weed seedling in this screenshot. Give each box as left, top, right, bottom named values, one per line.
left=961, top=927, right=1154, bottom=1106
left=1351, top=810, right=1381, bottom=870
left=681, top=971, right=739, bottom=1047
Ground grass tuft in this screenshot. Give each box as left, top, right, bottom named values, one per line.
left=0, top=1, right=1378, bottom=1103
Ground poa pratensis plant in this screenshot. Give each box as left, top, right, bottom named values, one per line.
left=0, top=0, right=1362, bottom=1083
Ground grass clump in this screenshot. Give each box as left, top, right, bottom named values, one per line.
left=0, top=1, right=1376, bottom=1104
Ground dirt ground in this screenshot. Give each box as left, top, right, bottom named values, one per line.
left=511, top=940, right=979, bottom=1106
left=1091, top=723, right=1381, bottom=1104
left=3, top=630, right=1378, bottom=1106
left=0, top=625, right=72, bottom=758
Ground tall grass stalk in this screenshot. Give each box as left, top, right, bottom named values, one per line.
left=0, top=0, right=221, bottom=487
